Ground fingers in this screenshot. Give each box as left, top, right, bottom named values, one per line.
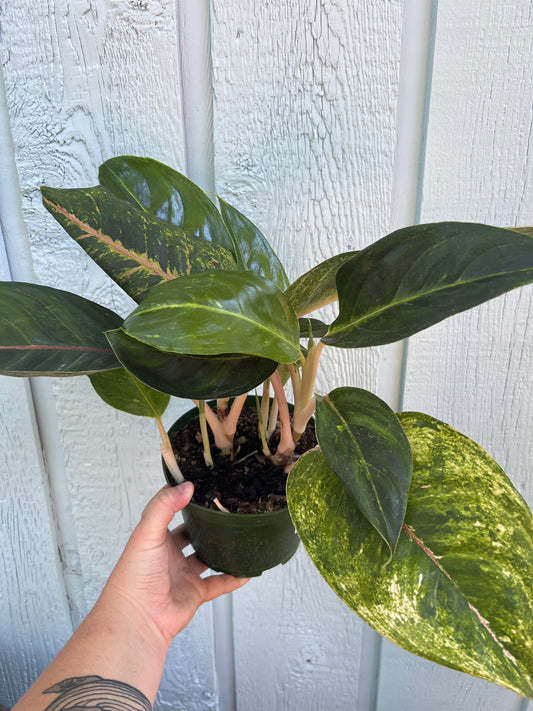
left=201, top=572, right=250, bottom=601
left=169, top=525, right=249, bottom=587
left=169, top=524, right=209, bottom=575
left=166, top=507, right=251, bottom=598
left=185, top=552, right=208, bottom=576
left=137, top=482, right=194, bottom=545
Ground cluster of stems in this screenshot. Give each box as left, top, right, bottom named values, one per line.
left=157, top=341, right=323, bottom=511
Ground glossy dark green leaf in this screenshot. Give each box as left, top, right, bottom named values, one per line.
left=107, top=328, right=277, bottom=399
left=285, top=251, right=358, bottom=316
left=323, top=222, right=533, bottom=348
left=0, top=281, right=122, bottom=375
left=98, top=155, right=235, bottom=254
left=316, top=387, right=412, bottom=552
left=287, top=414, right=533, bottom=698
left=41, top=185, right=236, bottom=302
left=89, top=367, right=169, bottom=418
left=121, top=270, right=301, bottom=364
left=217, top=196, right=289, bottom=290
left=298, top=317, right=329, bottom=339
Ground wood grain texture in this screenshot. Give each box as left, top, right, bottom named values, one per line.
left=381, top=3, right=533, bottom=709
left=210, top=2, right=403, bottom=708
left=0, top=1, right=218, bottom=708
left=236, top=549, right=364, bottom=711
left=0, top=341, right=73, bottom=707
left=0, top=82, right=74, bottom=711
left=377, top=638, right=525, bottom=711
left=1, top=1, right=532, bottom=709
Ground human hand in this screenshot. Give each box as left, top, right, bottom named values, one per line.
left=99, top=482, right=249, bottom=648
left=11, top=483, right=249, bottom=710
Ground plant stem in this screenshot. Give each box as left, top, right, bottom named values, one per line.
left=301, top=341, right=323, bottom=405
left=270, top=370, right=294, bottom=460
left=156, top=417, right=185, bottom=484
left=213, top=497, right=230, bottom=513
left=193, top=399, right=233, bottom=453
left=260, top=380, right=271, bottom=432
left=223, top=393, right=248, bottom=444
left=255, top=389, right=271, bottom=457
left=266, top=397, right=279, bottom=440
left=217, top=398, right=229, bottom=419
left=198, top=400, right=214, bottom=467
left=293, top=341, right=324, bottom=436
left=287, top=362, right=301, bottom=398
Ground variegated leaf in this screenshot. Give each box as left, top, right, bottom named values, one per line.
left=287, top=413, right=533, bottom=697
left=323, top=222, right=533, bottom=348
left=217, top=196, right=289, bottom=290
left=120, top=270, right=301, bottom=364
left=316, top=387, right=412, bottom=552
left=285, top=251, right=357, bottom=317
left=41, top=185, right=236, bottom=302
left=98, top=155, right=235, bottom=253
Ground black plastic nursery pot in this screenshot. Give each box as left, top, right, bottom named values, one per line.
left=163, top=399, right=301, bottom=578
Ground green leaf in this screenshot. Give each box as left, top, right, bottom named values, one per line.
left=121, top=270, right=301, bottom=364
left=298, top=317, right=329, bottom=339
left=41, top=185, right=236, bottom=302
left=217, top=196, right=289, bottom=290
left=107, top=328, right=277, bottom=399
left=0, top=281, right=122, bottom=375
left=89, top=367, right=169, bottom=418
left=98, top=155, right=236, bottom=254
left=285, top=251, right=358, bottom=316
left=315, top=387, right=412, bottom=552
left=323, top=222, right=533, bottom=348
left=287, top=414, right=533, bottom=697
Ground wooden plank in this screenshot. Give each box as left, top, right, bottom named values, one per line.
left=0, top=1, right=219, bottom=708
left=0, top=227, right=73, bottom=706
left=378, top=3, right=533, bottom=709
left=0, top=65, right=74, bottom=707
left=210, top=2, right=403, bottom=708
left=0, top=374, right=74, bottom=707
left=377, top=640, right=526, bottom=711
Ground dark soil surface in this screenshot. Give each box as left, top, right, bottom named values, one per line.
left=170, top=406, right=316, bottom=513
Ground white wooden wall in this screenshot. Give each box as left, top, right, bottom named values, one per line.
left=0, top=1, right=531, bottom=709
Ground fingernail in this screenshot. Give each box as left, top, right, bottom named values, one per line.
left=177, top=480, right=193, bottom=496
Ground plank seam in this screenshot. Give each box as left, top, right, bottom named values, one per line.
left=0, top=59, right=87, bottom=630
left=176, top=0, right=216, bottom=193
left=175, top=3, right=237, bottom=710
left=367, top=2, right=438, bottom=710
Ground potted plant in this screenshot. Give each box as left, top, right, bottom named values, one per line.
left=0, top=155, right=531, bottom=698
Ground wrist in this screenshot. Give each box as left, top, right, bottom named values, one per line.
left=72, top=588, right=170, bottom=704
left=94, top=583, right=172, bottom=656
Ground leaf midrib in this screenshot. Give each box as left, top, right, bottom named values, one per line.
left=125, top=369, right=162, bottom=418
left=402, top=523, right=518, bottom=665
left=43, top=197, right=176, bottom=280
left=0, top=344, right=113, bottom=353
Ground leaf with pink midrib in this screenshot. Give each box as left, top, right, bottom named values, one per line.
left=41, top=185, right=236, bottom=302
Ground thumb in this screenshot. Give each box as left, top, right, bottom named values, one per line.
left=136, top=482, right=194, bottom=546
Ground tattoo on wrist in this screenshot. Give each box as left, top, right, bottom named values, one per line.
left=43, top=675, right=152, bottom=710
